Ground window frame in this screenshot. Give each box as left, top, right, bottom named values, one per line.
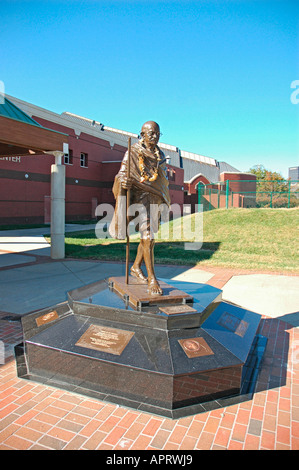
left=80, top=152, right=88, bottom=168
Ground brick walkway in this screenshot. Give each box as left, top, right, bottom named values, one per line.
left=0, top=266, right=298, bottom=450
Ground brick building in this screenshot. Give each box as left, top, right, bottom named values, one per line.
left=0, top=95, right=254, bottom=225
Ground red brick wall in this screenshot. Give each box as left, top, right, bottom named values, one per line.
left=167, top=165, right=184, bottom=210
left=184, top=174, right=210, bottom=195
left=0, top=153, right=54, bottom=224
left=0, top=116, right=184, bottom=225
left=220, top=172, right=257, bottom=193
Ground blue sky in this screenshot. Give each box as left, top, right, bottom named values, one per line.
left=1, top=0, right=298, bottom=178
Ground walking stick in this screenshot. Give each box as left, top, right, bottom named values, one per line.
left=125, top=137, right=131, bottom=284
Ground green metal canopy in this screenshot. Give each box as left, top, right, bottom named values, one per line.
left=0, top=95, right=67, bottom=156
left=0, top=96, right=42, bottom=127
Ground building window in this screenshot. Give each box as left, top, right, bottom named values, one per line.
left=64, top=149, right=73, bottom=165
left=80, top=152, right=88, bottom=168
left=168, top=169, right=176, bottom=181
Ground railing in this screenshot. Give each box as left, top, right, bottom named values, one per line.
left=197, top=180, right=299, bottom=211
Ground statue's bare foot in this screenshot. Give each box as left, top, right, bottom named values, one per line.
left=147, top=278, right=163, bottom=296
left=130, top=266, right=147, bottom=283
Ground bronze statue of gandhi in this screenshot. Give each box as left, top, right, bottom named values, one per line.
left=109, top=121, right=170, bottom=296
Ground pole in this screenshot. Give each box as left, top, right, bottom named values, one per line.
left=226, top=180, right=229, bottom=209
left=125, top=138, right=131, bottom=284
left=50, top=151, right=65, bottom=259
left=197, top=183, right=201, bottom=209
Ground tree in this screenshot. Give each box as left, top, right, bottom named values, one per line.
left=249, top=164, right=267, bottom=180
left=249, top=165, right=288, bottom=192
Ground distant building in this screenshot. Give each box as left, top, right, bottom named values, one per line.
left=0, top=95, right=255, bottom=225
left=289, top=166, right=299, bottom=182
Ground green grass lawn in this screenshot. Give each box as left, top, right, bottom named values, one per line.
left=61, top=208, right=299, bottom=273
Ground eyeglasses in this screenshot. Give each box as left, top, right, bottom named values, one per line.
left=144, top=131, right=162, bottom=137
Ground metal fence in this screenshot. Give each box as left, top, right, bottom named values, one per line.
left=197, top=179, right=299, bottom=211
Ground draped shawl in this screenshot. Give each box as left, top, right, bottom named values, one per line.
left=109, top=141, right=170, bottom=239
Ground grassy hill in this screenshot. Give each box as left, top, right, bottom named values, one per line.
left=63, top=208, right=299, bottom=273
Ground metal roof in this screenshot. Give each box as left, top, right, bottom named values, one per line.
left=0, top=94, right=67, bottom=157
left=180, top=149, right=217, bottom=167
left=0, top=95, right=42, bottom=127
left=218, top=161, right=241, bottom=173
left=183, top=159, right=220, bottom=183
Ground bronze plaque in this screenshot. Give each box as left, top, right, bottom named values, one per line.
left=159, top=305, right=197, bottom=315
left=36, top=310, right=59, bottom=327
left=217, top=312, right=249, bottom=338
left=179, top=337, right=214, bottom=358
left=75, top=325, right=135, bottom=355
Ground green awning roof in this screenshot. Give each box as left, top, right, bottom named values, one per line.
left=0, top=95, right=42, bottom=127
left=0, top=94, right=68, bottom=156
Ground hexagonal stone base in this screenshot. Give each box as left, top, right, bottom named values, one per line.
left=15, top=278, right=263, bottom=418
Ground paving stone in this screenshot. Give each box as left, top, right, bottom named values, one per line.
left=0, top=263, right=298, bottom=450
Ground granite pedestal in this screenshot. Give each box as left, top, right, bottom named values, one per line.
left=15, top=277, right=265, bottom=418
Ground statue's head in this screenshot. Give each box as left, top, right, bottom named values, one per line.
left=140, top=121, right=161, bottom=147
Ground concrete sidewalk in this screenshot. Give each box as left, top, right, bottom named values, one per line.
left=0, top=224, right=298, bottom=324
left=0, top=223, right=96, bottom=259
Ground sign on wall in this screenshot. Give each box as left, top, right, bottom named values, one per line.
left=0, top=156, right=21, bottom=162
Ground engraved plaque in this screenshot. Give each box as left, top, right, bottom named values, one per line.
left=76, top=325, right=134, bottom=355
left=179, top=337, right=214, bottom=358
left=217, top=312, right=249, bottom=337
left=36, top=310, right=59, bottom=327
left=159, top=305, right=197, bottom=315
